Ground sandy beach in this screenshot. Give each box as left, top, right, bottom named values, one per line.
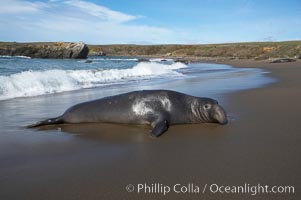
left=0, top=59, right=300, bottom=200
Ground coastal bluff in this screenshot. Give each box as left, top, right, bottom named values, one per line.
left=89, top=41, right=301, bottom=60
left=0, top=42, right=89, bottom=59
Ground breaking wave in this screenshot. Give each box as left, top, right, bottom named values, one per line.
left=0, top=62, right=187, bottom=100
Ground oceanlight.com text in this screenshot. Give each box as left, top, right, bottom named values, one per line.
left=125, top=183, right=295, bottom=196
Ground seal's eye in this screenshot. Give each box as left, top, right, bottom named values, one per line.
left=203, top=104, right=211, bottom=110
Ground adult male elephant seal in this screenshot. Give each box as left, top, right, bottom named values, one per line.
left=28, top=90, right=228, bottom=137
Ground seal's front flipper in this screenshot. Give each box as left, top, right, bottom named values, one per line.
left=151, top=120, right=169, bottom=137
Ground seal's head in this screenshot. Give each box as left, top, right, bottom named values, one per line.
left=197, top=98, right=228, bottom=125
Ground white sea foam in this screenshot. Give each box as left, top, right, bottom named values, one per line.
left=0, top=55, right=31, bottom=59
left=149, top=58, right=173, bottom=62
left=77, top=58, right=138, bottom=63
left=90, top=58, right=138, bottom=61
left=0, top=62, right=187, bottom=100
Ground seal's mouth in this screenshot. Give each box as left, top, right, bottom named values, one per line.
left=212, top=104, right=228, bottom=125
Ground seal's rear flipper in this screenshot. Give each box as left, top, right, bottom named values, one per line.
left=26, top=117, right=64, bottom=128
left=151, top=120, right=169, bottom=137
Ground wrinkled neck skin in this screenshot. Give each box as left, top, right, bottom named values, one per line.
left=190, top=99, right=211, bottom=123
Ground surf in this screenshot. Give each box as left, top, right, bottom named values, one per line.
left=0, top=62, right=187, bottom=100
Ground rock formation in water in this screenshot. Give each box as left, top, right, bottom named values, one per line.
left=0, top=42, right=89, bottom=59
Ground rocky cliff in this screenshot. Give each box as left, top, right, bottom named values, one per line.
left=0, top=42, right=89, bottom=59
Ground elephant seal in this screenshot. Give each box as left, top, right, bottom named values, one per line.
left=28, top=90, right=228, bottom=137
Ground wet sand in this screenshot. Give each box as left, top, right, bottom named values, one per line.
left=0, top=60, right=300, bottom=200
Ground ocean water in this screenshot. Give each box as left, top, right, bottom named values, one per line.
left=0, top=56, right=273, bottom=101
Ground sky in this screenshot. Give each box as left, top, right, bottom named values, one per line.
left=0, top=0, right=300, bottom=44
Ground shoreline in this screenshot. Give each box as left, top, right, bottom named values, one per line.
left=0, top=59, right=300, bottom=199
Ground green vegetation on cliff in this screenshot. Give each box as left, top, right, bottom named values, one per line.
left=89, top=41, right=301, bottom=59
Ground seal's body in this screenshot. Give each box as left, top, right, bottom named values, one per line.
left=28, top=90, right=228, bottom=137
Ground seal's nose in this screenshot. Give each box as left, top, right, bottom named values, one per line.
left=213, top=104, right=228, bottom=125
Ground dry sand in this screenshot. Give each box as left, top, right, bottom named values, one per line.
left=0, top=60, right=300, bottom=200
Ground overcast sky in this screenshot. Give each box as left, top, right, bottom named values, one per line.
left=0, top=0, right=300, bottom=44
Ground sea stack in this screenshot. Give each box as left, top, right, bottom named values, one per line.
left=0, top=42, right=89, bottom=59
